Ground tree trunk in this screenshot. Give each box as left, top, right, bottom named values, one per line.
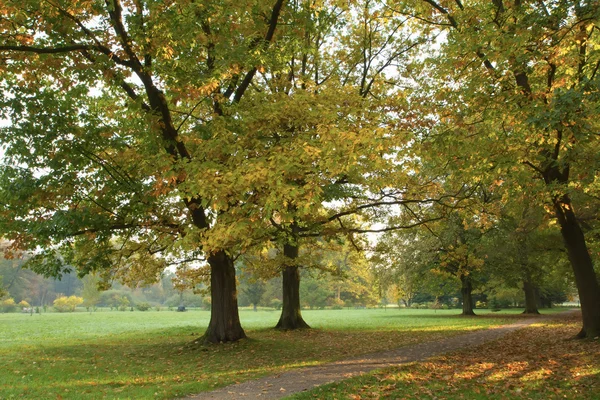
left=202, top=250, right=246, bottom=343
left=275, top=244, right=310, bottom=330
left=522, top=279, right=540, bottom=315
left=553, top=194, right=600, bottom=338
left=460, top=274, right=476, bottom=316
left=253, top=303, right=257, bottom=312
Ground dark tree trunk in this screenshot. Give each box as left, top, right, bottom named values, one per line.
left=522, top=279, right=540, bottom=315
left=460, top=274, right=476, bottom=316
left=275, top=244, right=310, bottom=330
left=203, top=250, right=246, bottom=343
left=253, top=303, right=257, bottom=312
left=552, top=194, right=600, bottom=338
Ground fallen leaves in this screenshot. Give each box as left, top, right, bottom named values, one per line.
left=295, top=313, right=600, bottom=400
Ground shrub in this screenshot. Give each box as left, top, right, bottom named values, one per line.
left=2, top=298, right=17, bottom=313
left=269, top=298, right=282, bottom=310
left=53, top=295, right=84, bottom=312
left=202, top=296, right=212, bottom=310
left=329, top=298, right=345, bottom=310
left=488, top=297, right=502, bottom=311
left=136, top=302, right=151, bottom=311
left=18, top=300, right=31, bottom=309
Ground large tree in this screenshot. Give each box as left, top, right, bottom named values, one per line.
left=403, top=0, right=600, bottom=338
left=0, top=0, right=289, bottom=343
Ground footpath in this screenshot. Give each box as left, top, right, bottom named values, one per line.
left=184, top=311, right=578, bottom=400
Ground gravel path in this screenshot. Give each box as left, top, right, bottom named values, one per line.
left=183, top=311, right=578, bottom=400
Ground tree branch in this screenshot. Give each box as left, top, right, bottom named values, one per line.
left=233, top=0, right=286, bottom=103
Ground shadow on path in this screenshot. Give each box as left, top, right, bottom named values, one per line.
left=181, top=310, right=579, bottom=400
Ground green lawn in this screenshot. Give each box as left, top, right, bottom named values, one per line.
left=0, top=308, right=560, bottom=399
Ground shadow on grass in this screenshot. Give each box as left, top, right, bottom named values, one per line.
left=0, top=321, right=503, bottom=400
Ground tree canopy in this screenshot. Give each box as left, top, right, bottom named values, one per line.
left=1, top=0, right=599, bottom=340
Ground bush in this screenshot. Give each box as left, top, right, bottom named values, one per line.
left=54, top=295, right=84, bottom=312
left=202, top=296, right=212, bottom=311
left=488, top=297, right=502, bottom=311
left=269, top=298, right=282, bottom=310
left=136, top=302, right=151, bottom=311
left=329, top=298, right=345, bottom=310
left=1, top=298, right=17, bottom=313
left=18, top=300, right=31, bottom=310
left=165, top=292, right=204, bottom=308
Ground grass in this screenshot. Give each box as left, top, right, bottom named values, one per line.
left=291, top=311, right=599, bottom=400
left=0, top=308, right=563, bottom=399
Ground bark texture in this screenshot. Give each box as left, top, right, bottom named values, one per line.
left=203, top=250, right=246, bottom=343
left=522, top=279, right=541, bottom=315
left=460, top=274, right=476, bottom=316
left=275, top=244, right=310, bottom=330
left=553, top=194, right=600, bottom=338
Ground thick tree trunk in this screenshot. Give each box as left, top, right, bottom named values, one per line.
left=275, top=244, right=310, bottom=330
left=460, top=274, right=476, bottom=316
left=522, top=279, right=540, bottom=315
left=203, top=250, right=246, bottom=343
left=553, top=194, right=600, bottom=338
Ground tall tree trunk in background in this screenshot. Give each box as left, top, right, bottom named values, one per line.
left=460, top=274, right=476, bottom=316
left=522, top=279, right=540, bottom=315
left=553, top=194, right=600, bottom=338
left=203, top=250, right=246, bottom=343
left=275, top=243, right=310, bottom=330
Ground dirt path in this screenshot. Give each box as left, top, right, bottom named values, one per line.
left=183, top=311, right=579, bottom=400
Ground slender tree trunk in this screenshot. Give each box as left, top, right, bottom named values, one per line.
left=253, top=303, right=257, bottom=312
left=460, top=274, right=476, bottom=316
left=522, top=279, right=540, bottom=315
left=275, top=243, right=310, bottom=330
left=553, top=194, right=600, bottom=338
left=203, top=250, right=246, bottom=343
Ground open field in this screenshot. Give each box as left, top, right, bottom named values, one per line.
left=0, top=308, right=568, bottom=399
left=291, top=312, right=599, bottom=400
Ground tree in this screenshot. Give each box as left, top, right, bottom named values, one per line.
left=238, top=268, right=266, bottom=312
left=402, top=0, right=600, bottom=338
left=81, top=274, right=101, bottom=311
left=372, top=230, right=440, bottom=308
left=0, top=0, right=290, bottom=343
left=0, top=276, right=6, bottom=300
